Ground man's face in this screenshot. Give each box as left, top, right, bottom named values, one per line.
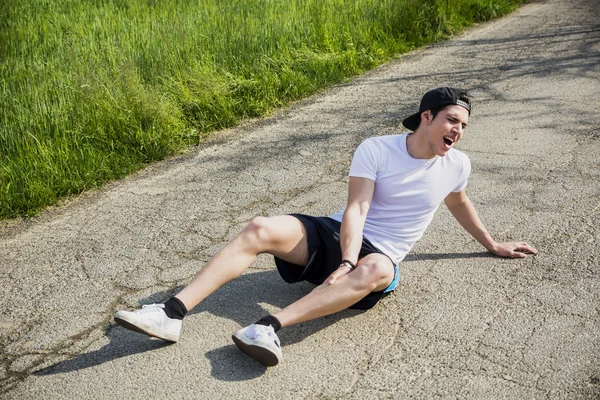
left=422, top=105, right=469, bottom=157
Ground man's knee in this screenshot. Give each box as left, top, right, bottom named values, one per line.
left=354, top=256, right=394, bottom=291
left=242, top=216, right=274, bottom=248
left=238, top=215, right=308, bottom=264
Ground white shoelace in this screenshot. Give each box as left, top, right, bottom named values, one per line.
left=248, top=324, right=276, bottom=340
left=137, top=304, right=165, bottom=313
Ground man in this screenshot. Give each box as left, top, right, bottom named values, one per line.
left=114, top=87, right=537, bottom=367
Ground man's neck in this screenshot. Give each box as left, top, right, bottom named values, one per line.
left=406, top=130, right=436, bottom=159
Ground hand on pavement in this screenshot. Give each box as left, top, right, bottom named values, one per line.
left=491, top=242, right=537, bottom=258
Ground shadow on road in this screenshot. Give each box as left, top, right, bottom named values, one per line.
left=33, top=329, right=173, bottom=376
left=174, top=270, right=367, bottom=381
left=32, top=270, right=365, bottom=381
left=403, top=251, right=494, bottom=262
left=31, top=249, right=487, bottom=380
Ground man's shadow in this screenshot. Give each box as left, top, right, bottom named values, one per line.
left=34, top=251, right=494, bottom=380
left=34, top=270, right=365, bottom=381
left=191, top=270, right=369, bottom=380
left=403, top=251, right=494, bottom=262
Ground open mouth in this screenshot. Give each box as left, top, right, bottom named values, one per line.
left=443, top=136, right=455, bottom=146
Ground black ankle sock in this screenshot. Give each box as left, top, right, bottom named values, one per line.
left=255, top=315, right=282, bottom=332
left=163, top=297, right=188, bottom=320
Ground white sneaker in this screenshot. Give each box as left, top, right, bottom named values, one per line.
left=114, top=304, right=182, bottom=342
left=232, top=324, right=282, bottom=366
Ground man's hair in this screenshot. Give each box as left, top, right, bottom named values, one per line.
left=429, top=106, right=444, bottom=121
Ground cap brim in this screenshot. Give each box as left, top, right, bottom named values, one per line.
left=402, top=112, right=421, bottom=131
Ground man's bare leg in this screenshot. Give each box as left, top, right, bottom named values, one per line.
left=114, top=215, right=309, bottom=341
left=174, top=215, right=310, bottom=311
left=273, top=253, right=394, bottom=328
left=231, top=253, right=394, bottom=366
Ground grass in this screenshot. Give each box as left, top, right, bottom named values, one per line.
left=0, top=0, right=527, bottom=219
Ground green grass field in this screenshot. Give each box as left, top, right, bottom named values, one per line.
left=0, top=0, right=526, bottom=219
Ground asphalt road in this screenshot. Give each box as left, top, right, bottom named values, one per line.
left=1, top=0, right=599, bottom=398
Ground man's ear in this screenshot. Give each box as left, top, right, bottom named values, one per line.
left=421, top=110, right=432, bottom=125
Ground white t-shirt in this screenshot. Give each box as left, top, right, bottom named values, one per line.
left=330, top=134, right=471, bottom=263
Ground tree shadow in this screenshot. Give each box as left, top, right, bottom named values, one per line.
left=197, top=21, right=600, bottom=182
left=33, top=270, right=365, bottom=381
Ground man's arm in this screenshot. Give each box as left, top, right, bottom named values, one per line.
left=444, top=190, right=537, bottom=258
left=325, top=177, right=375, bottom=284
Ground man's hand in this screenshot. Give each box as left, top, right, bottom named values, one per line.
left=490, top=242, right=537, bottom=258
left=445, top=191, right=538, bottom=259
left=325, top=265, right=353, bottom=285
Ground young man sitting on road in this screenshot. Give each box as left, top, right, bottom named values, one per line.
left=114, top=87, right=537, bottom=367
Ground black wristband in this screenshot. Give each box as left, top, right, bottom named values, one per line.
left=340, top=259, right=357, bottom=270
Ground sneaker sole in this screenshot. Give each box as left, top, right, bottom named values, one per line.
left=114, top=316, right=179, bottom=342
left=231, top=334, right=280, bottom=367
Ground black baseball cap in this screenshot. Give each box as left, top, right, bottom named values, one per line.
left=402, top=87, right=471, bottom=131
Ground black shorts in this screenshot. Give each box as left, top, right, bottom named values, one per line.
left=274, top=214, right=398, bottom=310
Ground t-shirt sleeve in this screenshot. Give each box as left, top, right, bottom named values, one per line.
left=348, top=138, right=380, bottom=181
left=452, top=153, right=472, bottom=192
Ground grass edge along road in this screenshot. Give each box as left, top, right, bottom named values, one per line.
left=0, top=0, right=527, bottom=219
